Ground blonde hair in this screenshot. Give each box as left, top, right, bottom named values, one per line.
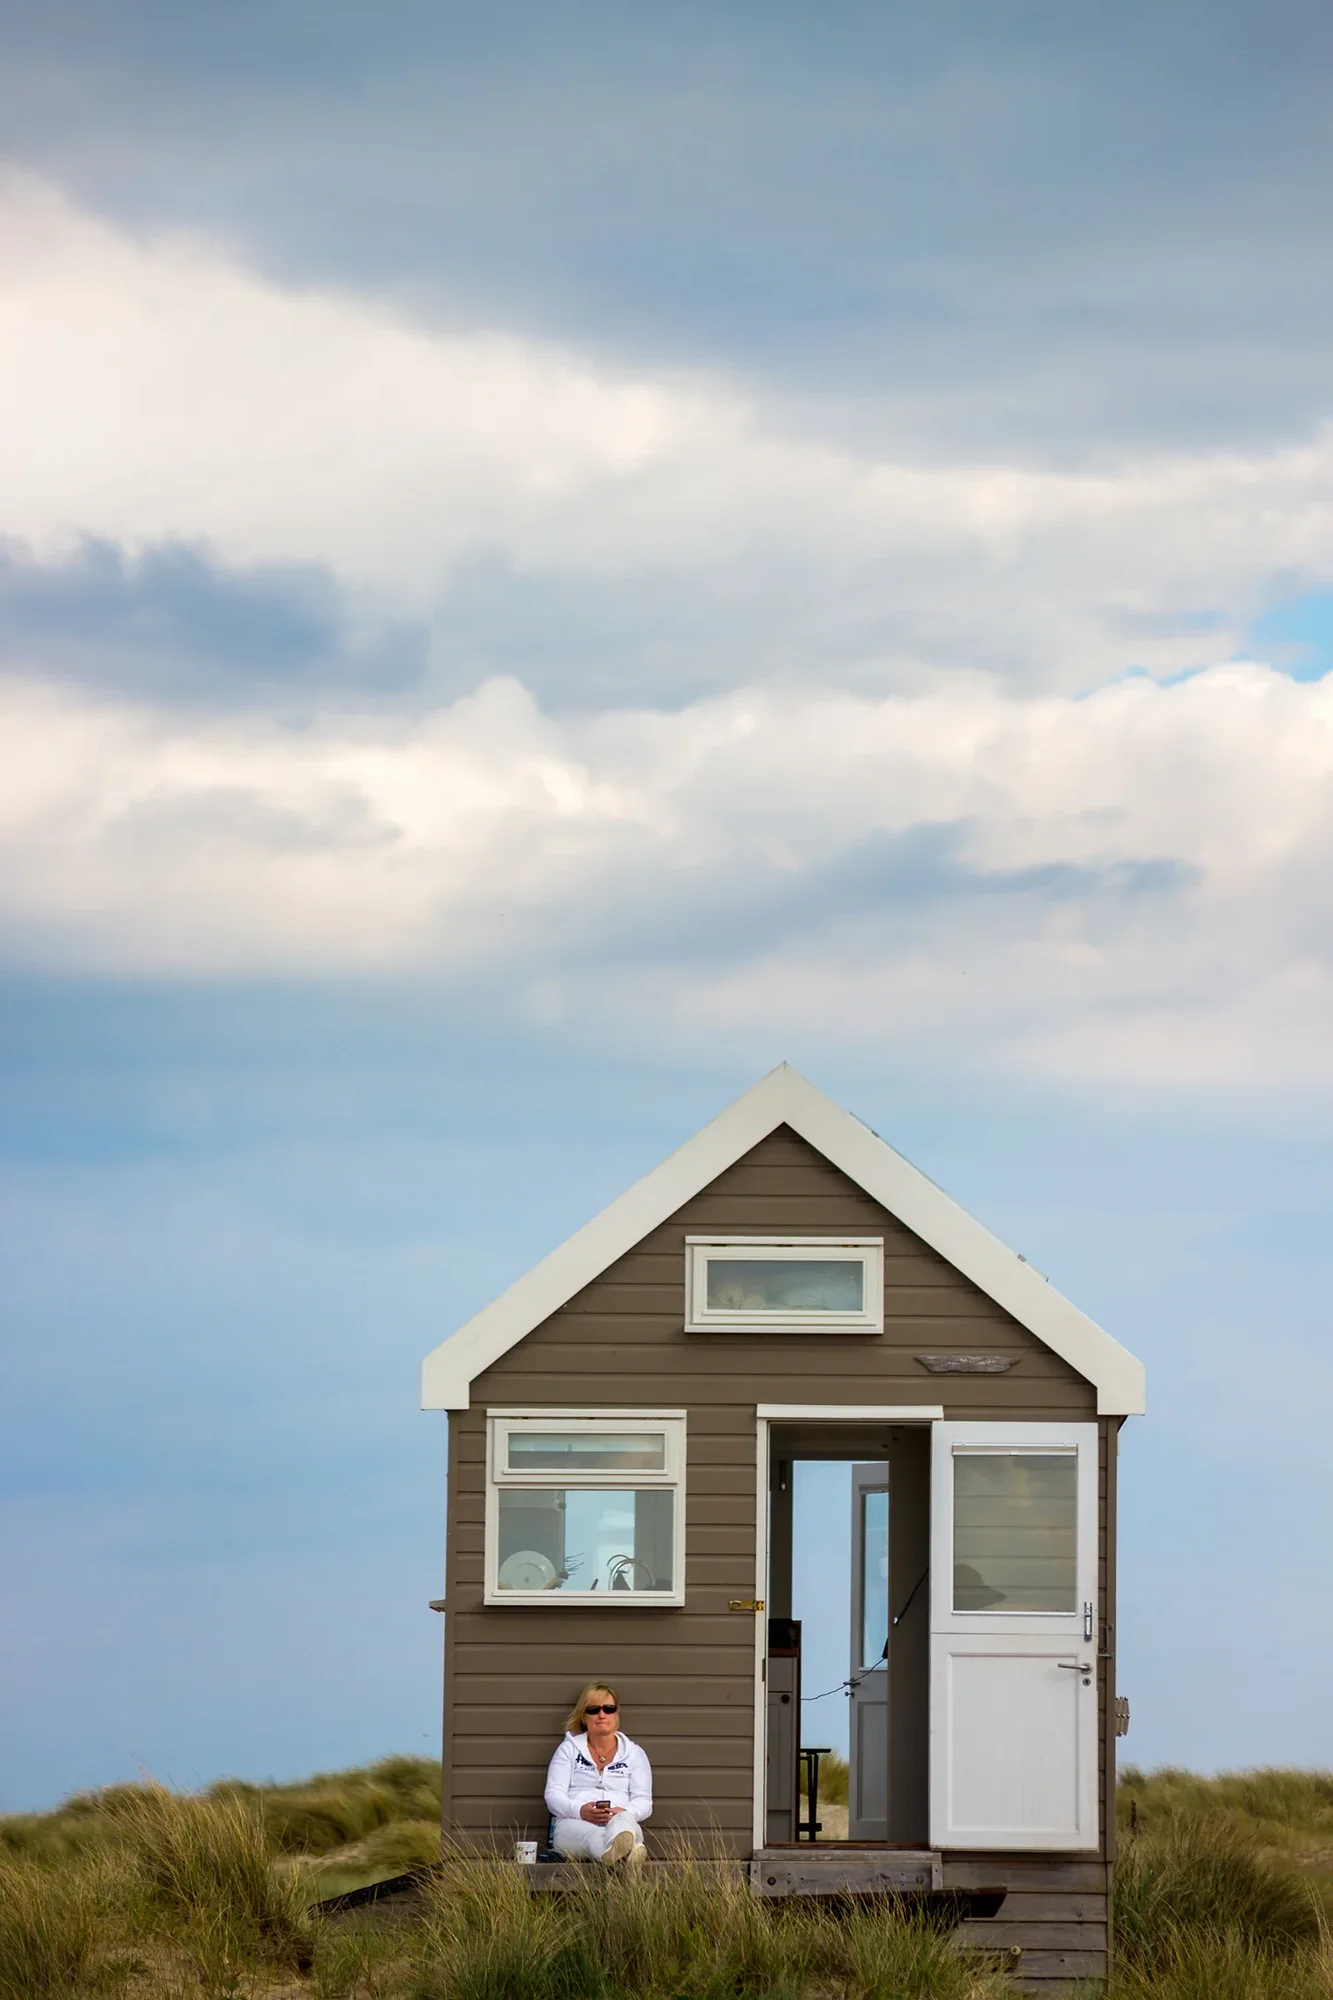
left=565, top=1681, right=621, bottom=1736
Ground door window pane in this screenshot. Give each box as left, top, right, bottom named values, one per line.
left=860, top=1487, right=889, bottom=1668
left=496, top=1487, right=674, bottom=1592
left=953, top=1452, right=1077, bottom=1612
left=506, top=1432, right=666, bottom=1473
left=706, top=1258, right=864, bottom=1313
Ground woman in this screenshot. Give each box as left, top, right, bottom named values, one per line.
left=544, top=1681, right=652, bottom=1866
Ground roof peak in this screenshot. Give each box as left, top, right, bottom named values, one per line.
left=421, top=1067, right=1144, bottom=1415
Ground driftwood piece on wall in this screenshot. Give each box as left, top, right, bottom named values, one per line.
left=914, top=1354, right=1018, bottom=1374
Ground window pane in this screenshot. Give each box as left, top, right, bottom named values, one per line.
left=953, top=1453, right=1077, bottom=1612
left=706, top=1257, right=864, bottom=1312
left=496, top=1487, right=674, bottom=1592
left=860, top=1487, right=889, bottom=1669
left=507, top=1432, right=666, bottom=1473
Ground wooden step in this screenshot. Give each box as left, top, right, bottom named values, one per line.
left=750, top=1847, right=943, bottom=1895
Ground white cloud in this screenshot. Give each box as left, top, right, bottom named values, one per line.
left=3, top=175, right=1332, bottom=1093
left=4, top=174, right=1333, bottom=691
left=1, top=663, right=1330, bottom=1090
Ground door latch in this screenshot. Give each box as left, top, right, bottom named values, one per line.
left=1083, top=1601, right=1094, bottom=1642
left=729, top=1599, right=765, bottom=1612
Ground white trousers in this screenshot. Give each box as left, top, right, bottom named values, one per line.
left=552, top=1815, right=645, bottom=1860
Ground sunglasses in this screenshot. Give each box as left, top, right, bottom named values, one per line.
left=584, top=1703, right=618, bottom=1717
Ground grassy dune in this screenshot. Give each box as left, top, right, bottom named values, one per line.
left=3, top=1758, right=1333, bottom=1997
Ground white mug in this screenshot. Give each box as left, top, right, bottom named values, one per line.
left=514, top=1840, right=539, bottom=1864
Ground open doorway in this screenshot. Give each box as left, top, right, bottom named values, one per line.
left=764, top=1422, right=929, bottom=1846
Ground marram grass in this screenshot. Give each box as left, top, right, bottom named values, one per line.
left=5, top=1760, right=1333, bottom=1997
left=0, top=1853, right=104, bottom=2000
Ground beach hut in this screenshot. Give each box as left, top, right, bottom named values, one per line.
left=422, top=1064, right=1144, bottom=1991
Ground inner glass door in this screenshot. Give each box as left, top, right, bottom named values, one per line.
left=848, top=1464, right=890, bottom=1841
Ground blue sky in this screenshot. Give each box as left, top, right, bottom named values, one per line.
left=1, top=0, right=1332, bottom=1811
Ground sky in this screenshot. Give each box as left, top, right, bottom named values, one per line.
left=2, top=0, right=1332, bottom=1811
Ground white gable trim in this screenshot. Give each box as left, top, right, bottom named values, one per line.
left=420, top=1064, right=1146, bottom=1415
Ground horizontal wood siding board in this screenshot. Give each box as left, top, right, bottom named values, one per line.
left=471, top=1378, right=1092, bottom=1411
left=453, top=1764, right=757, bottom=1794
left=449, top=1616, right=757, bottom=1643
left=958, top=1921, right=1105, bottom=1949
left=449, top=1677, right=755, bottom=1708
left=996, top=1950, right=1106, bottom=1978
left=985, top=1892, right=1107, bottom=1921
left=450, top=1647, right=756, bottom=1678
left=448, top=1127, right=1099, bottom=1850
left=637, top=1198, right=892, bottom=1234
left=942, top=1859, right=1108, bottom=1890
left=451, top=1713, right=757, bottom=1744
left=489, top=1337, right=1074, bottom=1366
left=693, top=1163, right=853, bottom=1192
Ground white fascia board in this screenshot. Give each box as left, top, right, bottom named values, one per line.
left=420, top=1063, right=1146, bottom=1416
left=421, top=1066, right=796, bottom=1409
left=771, top=1069, right=1146, bottom=1417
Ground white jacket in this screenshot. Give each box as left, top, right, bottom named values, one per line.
left=544, top=1731, right=653, bottom=1825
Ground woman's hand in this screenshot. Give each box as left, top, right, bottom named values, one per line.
left=580, top=1801, right=613, bottom=1825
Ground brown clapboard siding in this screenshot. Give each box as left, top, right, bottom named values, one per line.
left=439, top=1406, right=462, bottom=1831
left=1098, top=1424, right=1109, bottom=1854
left=1103, top=1421, right=1120, bottom=1869
left=442, top=1124, right=1099, bottom=1866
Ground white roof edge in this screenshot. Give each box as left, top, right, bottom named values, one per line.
left=420, top=1062, right=1146, bottom=1416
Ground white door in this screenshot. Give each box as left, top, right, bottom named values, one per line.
left=848, top=1464, right=890, bottom=1840
left=929, top=1422, right=1099, bottom=1852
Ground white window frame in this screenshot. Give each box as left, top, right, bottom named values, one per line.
left=484, top=1410, right=686, bottom=1607
left=684, top=1237, right=884, bottom=1333
left=931, top=1422, right=1098, bottom=1638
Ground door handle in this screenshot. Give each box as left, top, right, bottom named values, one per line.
left=1057, top=1662, right=1093, bottom=1673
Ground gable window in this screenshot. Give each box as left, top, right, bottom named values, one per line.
left=485, top=1412, right=685, bottom=1606
left=685, top=1237, right=883, bottom=1333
